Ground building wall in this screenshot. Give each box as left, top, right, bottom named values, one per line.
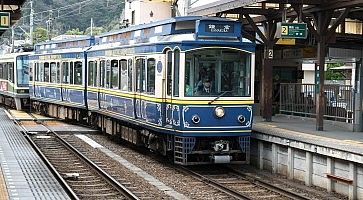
left=125, top=0, right=172, bottom=26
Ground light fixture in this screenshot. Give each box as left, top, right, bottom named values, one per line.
left=214, top=106, right=225, bottom=118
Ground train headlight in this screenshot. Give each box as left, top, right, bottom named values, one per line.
left=214, top=106, right=225, bottom=118
left=192, top=115, right=200, bottom=124
left=237, top=115, right=246, bottom=124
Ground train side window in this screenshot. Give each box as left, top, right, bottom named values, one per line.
left=173, top=49, right=180, bottom=97
left=93, top=61, right=97, bottom=87
left=38, top=63, right=43, bottom=82
left=62, top=62, right=69, bottom=83
left=111, top=60, right=119, bottom=89
left=50, top=62, right=57, bottom=83
left=136, top=58, right=145, bottom=92
left=44, top=62, right=50, bottom=82
left=29, top=63, right=33, bottom=82
left=70, top=62, right=74, bottom=84
left=0, top=64, right=3, bottom=79
left=166, top=51, right=172, bottom=96
left=106, top=60, right=111, bottom=88
left=56, top=62, right=60, bottom=83
left=3, top=63, right=8, bottom=80
left=88, top=61, right=94, bottom=86
left=74, top=61, right=82, bottom=85
left=8, top=63, right=14, bottom=83
left=128, top=59, right=133, bottom=92
left=100, top=60, right=105, bottom=87
left=147, top=58, right=155, bottom=94
left=120, top=59, right=128, bottom=91
left=34, top=63, right=38, bottom=81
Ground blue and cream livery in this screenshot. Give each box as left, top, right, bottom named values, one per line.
left=29, top=16, right=255, bottom=165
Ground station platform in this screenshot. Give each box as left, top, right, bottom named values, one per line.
left=0, top=108, right=70, bottom=200
left=253, top=115, right=363, bottom=155
left=7, top=110, right=98, bottom=134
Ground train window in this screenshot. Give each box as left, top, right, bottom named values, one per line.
left=166, top=51, right=172, bottom=96
left=0, top=64, right=3, bottom=79
left=100, top=60, right=105, bottom=87
left=128, top=59, right=133, bottom=92
left=8, top=63, right=14, bottom=83
left=136, top=58, right=145, bottom=92
left=57, top=63, right=60, bottom=83
left=50, top=62, right=57, bottom=83
left=62, top=62, right=69, bottom=83
left=185, top=49, right=251, bottom=97
left=173, top=49, right=180, bottom=97
left=88, top=61, right=95, bottom=86
left=106, top=60, right=111, bottom=88
left=29, top=63, right=33, bottom=82
left=74, top=61, right=82, bottom=85
left=16, top=55, right=29, bottom=87
left=147, top=58, right=155, bottom=94
left=111, top=60, right=119, bottom=89
left=120, top=60, right=128, bottom=91
left=34, top=63, right=38, bottom=81
left=93, top=62, right=97, bottom=87
left=38, top=63, right=43, bottom=82
left=70, top=62, right=74, bottom=84
left=44, top=63, right=50, bottom=82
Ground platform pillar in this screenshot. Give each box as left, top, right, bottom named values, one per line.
left=354, top=59, right=363, bottom=131
left=14, top=98, right=22, bottom=110
left=287, top=147, right=294, bottom=179
left=258, top=141, right=264, bottom=170
left=326, top=157, right=334, bottom=192
left=305, top=151, right=312, bottom=186
left=271, top=143, right=278, bottom=173
left=349, top=162, right=357, bottom=200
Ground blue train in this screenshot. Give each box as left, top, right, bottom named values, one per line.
left=28, top=16, right=255, bottom=165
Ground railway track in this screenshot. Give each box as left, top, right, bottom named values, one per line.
left=10, top=111, right=139, bottom=200
left=179, top=165, right=311, bottom=200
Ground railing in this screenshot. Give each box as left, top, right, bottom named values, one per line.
left=279, top=83, right=354, bottom=123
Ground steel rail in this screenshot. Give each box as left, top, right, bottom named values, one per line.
left=6, top=109, right=79, bottom=200
left=227, top=167, right=311, bottom=200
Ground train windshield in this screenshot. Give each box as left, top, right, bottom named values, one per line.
left=16, top=55, right=29, bottom=87
left=185, top=48, right=251, bottom=97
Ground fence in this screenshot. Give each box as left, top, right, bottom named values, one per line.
left=279, top=83, right=354, bottom=123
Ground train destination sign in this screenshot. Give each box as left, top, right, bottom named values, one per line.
left=0, top=12, right=10, bottom=30
left=205, top=24, right=234, bottom=33
left=277, top=22, right=307, bottom=39
left=196, top=20, right=241, bottom=39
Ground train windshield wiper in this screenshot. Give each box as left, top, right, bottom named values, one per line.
left=208, top=91, right=231, bottom=105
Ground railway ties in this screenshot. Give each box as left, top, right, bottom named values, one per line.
left=180, top=166, right=310, bottom=200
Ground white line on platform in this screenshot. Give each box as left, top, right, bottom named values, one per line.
left=75, top=134, right=189, bottom=200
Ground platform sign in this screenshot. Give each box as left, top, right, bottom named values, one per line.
left=277, top=22, right=307, bottom=39
left=0, top=12, right=10, bottom=30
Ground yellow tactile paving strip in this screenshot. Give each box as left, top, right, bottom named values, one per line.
left=0, top=168, right=8, bottom=200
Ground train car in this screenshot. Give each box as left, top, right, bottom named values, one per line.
left=29, top=36, right=95, bottom=117
left=0, top=52, right=30, bottom=110
left=30, top=16, right=255, bottom=165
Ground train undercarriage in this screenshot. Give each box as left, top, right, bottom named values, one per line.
left=30, top=101, right=250, bottom=165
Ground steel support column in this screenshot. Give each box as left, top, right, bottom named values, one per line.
left=316, top=38, right=326, bottom=131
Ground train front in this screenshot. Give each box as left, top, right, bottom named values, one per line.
left=169, top=18, right=255, bottom=165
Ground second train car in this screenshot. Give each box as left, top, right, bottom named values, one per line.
left=29, top=16, right=255, bottom=165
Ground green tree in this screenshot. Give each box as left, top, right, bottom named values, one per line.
left=65, top=28, right=83, bottom=35
left=84, top=27, right=105, bottom=36
left=325, top=63, right=345, bottom=80
left=33, top=27, right=48, bottom=44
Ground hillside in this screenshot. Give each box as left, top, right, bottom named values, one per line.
left=9, top=0, right=123, bottom=43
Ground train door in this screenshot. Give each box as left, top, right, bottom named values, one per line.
left=135, top=57, right=145, bottom=119
left=164, top=50, right=173, bottom=127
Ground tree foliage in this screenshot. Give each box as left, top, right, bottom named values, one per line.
left=65, top=28, right=83, bottom=35
left=325, top=63, right=345, bottom=80
left=33, top=27, right=48, bottom=43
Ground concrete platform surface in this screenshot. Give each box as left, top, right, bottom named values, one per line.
left=0, top=108, right=70, bottom=200
left=253, top=115, right=363, bottom=154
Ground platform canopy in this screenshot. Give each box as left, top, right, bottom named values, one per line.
left=0, top=0, right=26, bottom=36
left=188, top=0, right=363, bottom=46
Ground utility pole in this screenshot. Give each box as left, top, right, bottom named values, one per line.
left=47, top=10, right=53, bottom=40
left=29, top=0, right=34, bottom=45
left=90, top=18, right=93, bottom=36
